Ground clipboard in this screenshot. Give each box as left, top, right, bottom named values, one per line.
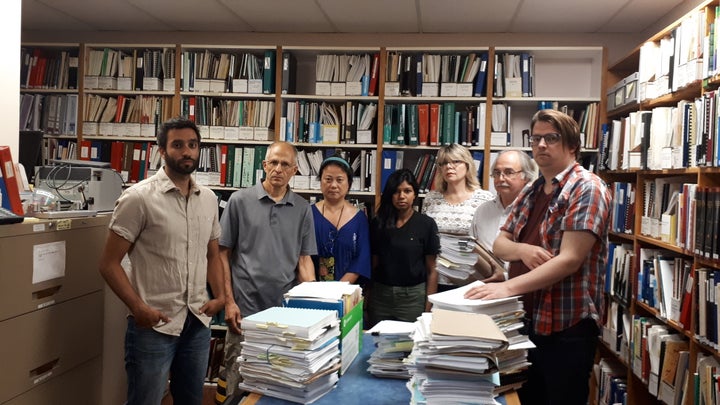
left=470, top=237, right=505, bottom=279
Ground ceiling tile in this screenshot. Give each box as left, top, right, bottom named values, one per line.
left=513, top=0, right=627, bottom=33
left=33, top=0, right=174, bottom=31
left=128, top=0, right=253, bottom=31
left=420, top=0, right=521, bottom=32
left=22, top=0, right=94, bottom=31
left=220, top=0, right=334, bottom=32
left=601, top=0, right=686, bottom=33
left=317, top=0, right=417, bottom=33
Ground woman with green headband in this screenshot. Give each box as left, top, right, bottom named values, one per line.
left=311, top=155, right=371, bottom=283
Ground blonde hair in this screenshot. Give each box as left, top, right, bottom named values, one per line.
left=433, top=143, right=480, bottom=193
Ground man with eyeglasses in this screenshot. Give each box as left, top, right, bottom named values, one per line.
left=470, top=150, right=537, bottom=280
left=465, top=109, right=611, bottom=405
left=218, top=141, right=317, bottom=397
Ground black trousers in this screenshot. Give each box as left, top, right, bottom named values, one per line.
left=519, top=318, right=599, bottom=405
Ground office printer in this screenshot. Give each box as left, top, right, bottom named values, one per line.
left=35, top=160, right=123, bottom=212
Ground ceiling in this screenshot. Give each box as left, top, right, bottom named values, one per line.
left=22, top=0, right=692, bottom=34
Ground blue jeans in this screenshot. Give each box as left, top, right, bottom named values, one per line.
left=125, top=312, right=210, bottom=405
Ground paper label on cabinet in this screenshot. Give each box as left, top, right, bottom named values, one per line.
left=33, top=241, right=66, bottom=284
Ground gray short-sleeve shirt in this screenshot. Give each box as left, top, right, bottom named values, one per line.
left=219, top=183, right=317, bottom=316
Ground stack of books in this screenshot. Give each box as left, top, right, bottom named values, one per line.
left=406, top=308, right=509, bottom=404
left=236, top=306, right=341, bottom=404
left=365, top=320, right=416, bottom=379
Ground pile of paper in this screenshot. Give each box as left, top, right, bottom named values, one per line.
left=437, top=234, right=485, bottom=283
left=428, top=281, right=531, bottom=352
left=236, top=306, right=341, bottom=404
left=366, top=320, right=416, bottom=379
left=404, top=282, right=534, bottom=402
left=406, top=309, right=509, bottom=404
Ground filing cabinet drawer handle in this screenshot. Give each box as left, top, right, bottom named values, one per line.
left=29, top=357, right=60, bottom=380
left=32, top=285, right=62, bottom=300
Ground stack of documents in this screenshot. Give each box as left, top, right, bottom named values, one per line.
left=283, top=281, right=364, bottom=375
left=425, top=282, right=535, bottom=397
left=437, top=234, right=486, bottom=283
left=283, top=281, right=362, bottom=316
left=406, top=309, right=509, bottom=404
left=237, top=306, right=341, bottom=404
left=365, top=320, right=416, bottom=379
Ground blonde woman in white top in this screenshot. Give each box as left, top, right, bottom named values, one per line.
left=421, top=143, right=493, bottom=291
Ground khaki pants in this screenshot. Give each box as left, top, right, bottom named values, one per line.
left=223, top=330, right=244, bottom=397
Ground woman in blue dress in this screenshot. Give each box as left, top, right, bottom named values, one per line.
left=312, top=156, right=371, bottom=283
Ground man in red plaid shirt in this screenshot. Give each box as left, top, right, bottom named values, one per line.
left=465, top=109, right=611, bottom=405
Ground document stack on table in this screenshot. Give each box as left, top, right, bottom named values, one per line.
left=406, top=308, right=510, bottom=404
left=237, top=306, right=341, bottom=404
left=406, top=282, right=535, bottom=401
left=365, top=320, right=416, bottom=379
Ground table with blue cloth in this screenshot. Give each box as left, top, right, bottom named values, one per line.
left=238, top=333, right=519, bottom=405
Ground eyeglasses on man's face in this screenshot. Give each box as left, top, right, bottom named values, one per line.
left=264, top=159, right=295, bottom=170
left=529, top=133, right=562, bottom=146
left=438, top=159, right=465, bottom=168
left=491, top=169, right=523, bottom=179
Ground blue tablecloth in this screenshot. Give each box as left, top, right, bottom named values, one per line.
left=253, top=333, right=410, bottom=405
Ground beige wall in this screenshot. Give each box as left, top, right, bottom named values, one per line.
left=2, top=0, right=21, bottom=157
left=24, top=30, right=638, bottom=62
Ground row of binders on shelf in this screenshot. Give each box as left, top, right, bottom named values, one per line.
left=20, top=93, right=78, bottom=136
left=84, top=47, right=174, bottom=91
left=282, top=100, right=377, bottom=144
left=594, top=357, right=627, bottom=405
left=635, top=248, right=693, bottom=329
left=182, top=50, right=271, bottom=94
left=631, top=316, right=690, bottom=404
left=105, top=141, right=162, bottom=183
left=620, top=313, right=720, bottom=405
left=382, top=102, right=485, bottom=147
left=606, top=243, right=635, bottom=307
left=609, top=182, right=636, bottom=235
left=695, top=267, right=720, bottom=351
left=205, top=335, right=225, bottom=382
left=600, top=97, right=709, bottom=171
left=21, top=47, right=79, bottom=90
left=637, top=6, right=705, bottom=101
left=492, top=52, right=534, bottom=98
left=385, top=52, right=489, bottom=98
left=294, top=148, right=375, bottom=192
left=181, top=97, right=275, bottom=141
left=196, top=144, right=266, bottom=189
left=82, top=94, right=172, bottom=137
left=639, top=180, right=716, bottom=258
left=313, top=53, right=378, bottom=97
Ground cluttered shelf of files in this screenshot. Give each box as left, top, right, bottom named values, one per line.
left=21, top=42, right=604, bottom=198
left=596, top=2, right=720, bottom=404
